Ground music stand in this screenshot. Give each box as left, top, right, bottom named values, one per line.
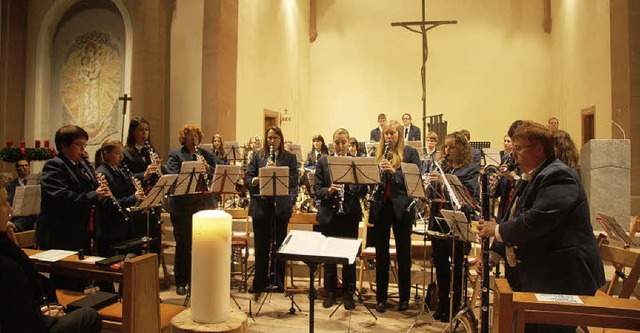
left=406, top=141, right=425, bottom=160
left=276, top=230, right=365, bottom=333
left=210, top=164, right=242, bottom=209
left=11, top=185, right=41, bottom=216
left=255, top=166, right=302, bottom=317
left=223, top=141, right=243, bottom=162
left=284, top=143, right=304, bottom=165
left=174, top=161, right=205, bottom=195
left=596, top=212, right=639, bottom=249
left=25, top=173, right=41, bottom=185
left=481, top=148, right=501, bottom=167
left=365, top=142, right=379, bottom=156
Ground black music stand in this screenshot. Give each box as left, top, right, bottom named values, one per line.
left=276, top=230, right=363, bottom=333
left=210, top=164, right=242, bottom=209
left=255, top=166, right=302, bottom=317
left=223, top=141, right=243, bottom=162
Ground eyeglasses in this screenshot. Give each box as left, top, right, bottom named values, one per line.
left=513, top=144, right=535, bottom=152
left=267, top=136, right=281, bottom=141
left=72, top=142, right=88, bottom=149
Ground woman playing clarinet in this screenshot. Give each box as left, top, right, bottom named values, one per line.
left=429, top=131, right=480, bottom=322
left=370, top=120, right=420, bottom=313
left=123, top=117, right=164, bottom=188
left=246, top=126, right=298, bottom=300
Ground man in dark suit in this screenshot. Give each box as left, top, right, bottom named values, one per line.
left=401, top=113, right=421, bottom=141
left=7, top=158, right=36, bottom=231
left=478, top=121, right=605, bottom=333
left=39, top=125, right=111, bottom=252
left=369, top=113, right=387, bottom=142
left=166, top=125, right=219, bottom=295
left=246, top=126, right=298, bottom=299
left=314, top=128, right=367, bottom=310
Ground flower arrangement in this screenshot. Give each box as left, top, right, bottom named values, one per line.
left=0, top=140, right=56, bottom=163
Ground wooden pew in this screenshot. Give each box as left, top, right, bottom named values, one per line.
left=599, top=242, right=640, bottom=299
left=492, top=278, right=640, bottom=333
left=13, top=229, right=36, bottom=248
left=25, top=249, right=184, bottom=333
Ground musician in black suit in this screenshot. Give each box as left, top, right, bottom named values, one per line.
left=369, top=113, right=387, bottom=142
left=0, top=178, right=102, bottom=333
left=401, top=113, right=421, bottom=141
left=460, top=129, right=481, bottom=165
left=303, top=134, right=328, bottom=170
left=7, top=158, right=36, bottom=232
left=246, top=126, right=298, bottom=299
left=94, top=140, right=145, bottom=258
left=314, top=128, right=367, bottom=310
left=478, top=122, right=605, bottom=333
left=38, top=125, right=111, bottom=252
left=122, top=117, right=165, bottom=256
left=428, top=131, right=480, bottom=322
left=348, top=137, right=366, bottom=157
left=369, top=120, right=420, bottom=313
left=166, top=124, right=218, bottom=295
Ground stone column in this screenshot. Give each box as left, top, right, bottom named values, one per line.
left=201, top=0, right=238, bottom=142
left=580, top=139, right=631, bottom=232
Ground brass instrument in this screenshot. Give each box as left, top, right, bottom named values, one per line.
left=83, top=156, right=129, bottom=222
left=368, top=142, right=390, bottom=203
left=144, top=139, right=162, bottom=177
left=480, top=164, right=499, bottom=333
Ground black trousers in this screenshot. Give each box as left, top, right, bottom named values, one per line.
left=170, top=211, right=193, bottom=287
left=48, top=307, right=102, bottom=333
left=431, top=237, right=470, bottom=312
left=374, top=200, right=412, bottom=303
left=320, top=214, right=358, bottom=294
left=251, top=210, right=290, bottom=292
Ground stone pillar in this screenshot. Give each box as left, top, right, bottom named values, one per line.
left=201, top=0, right=238, bottom=142
left=0, top=0, right=26, bottom=173
left=580, top=139, right=631, bottom=232
left=131, top=0, right=174, bottom=157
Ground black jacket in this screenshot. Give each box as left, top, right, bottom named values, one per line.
left=370, top=128, right=382, bottom=142
left=94, top=164, right=137, bottom=244
left=313, top=155, right=368, bottom=226
left=498, top=159, right=605, bottom=294
left=403, top=125, right=421, bottom=141
left=38, top=155, right=99, bottom=251
left=166, top=146, right=220, bottom=214
left=246, top=150, right=298, bottom=220
left=369, top=146, right=421, bottom=223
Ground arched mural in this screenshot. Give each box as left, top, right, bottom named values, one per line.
left=60, top=30, right=121, bottom=144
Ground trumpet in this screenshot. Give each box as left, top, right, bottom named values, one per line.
left=82, top=156, right=129, bottom=222
left=144, top=139, right=162, bottom=177
left=368, top=142, right=390, bottom=203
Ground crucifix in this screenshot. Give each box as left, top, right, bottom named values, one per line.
left=391, top=0, right=456, bottom=148
left=119, top=93, right=132, bottom=142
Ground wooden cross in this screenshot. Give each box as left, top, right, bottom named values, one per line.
left=119, top=94, right=133, bottom=142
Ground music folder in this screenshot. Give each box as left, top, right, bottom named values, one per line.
left=12, top=185, right=41, bottom=216
left=276, top=230, right=362, bottom=265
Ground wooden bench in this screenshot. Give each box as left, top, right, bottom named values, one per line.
left=25, top=249, right=184, bottom=333
left=599, top=239, right=640, bottom=299
left=13, top=229, right=36, bottom=248
left=492, top=278, right=640, bottom=333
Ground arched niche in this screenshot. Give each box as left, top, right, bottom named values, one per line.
left=31, top=0, right=132, bottom=156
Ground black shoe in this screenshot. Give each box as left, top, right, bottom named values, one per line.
left=375, top=302, right=387, bottom=313
left=323, top=292, right=336, bottom=309
left=176, top=285, right=187, bottom=296
left=433, top=307, right=446, bottom=320
left=253, top=291, right=262, bottom=302
left=398, top=300, right=409, bottom=311
left=343, top=293, right=356, bottom=310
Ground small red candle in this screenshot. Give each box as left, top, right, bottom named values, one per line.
left=44, top=140, right=50, bottom=148
left=20, top=140, right=25, bottom=148
left=6, top=140, right=12, bottom=147
left=35, top=140, right=41, bottom=148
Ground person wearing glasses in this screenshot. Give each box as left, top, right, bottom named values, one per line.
left=401, top=113, right=421, bottom=141
left=246, top=126, right=298, bottom=300
left=478, top=121, right=604, bottom=333
left=6, top=158, right=36, bottom=232
left=428, top=131, right=480, bottom=322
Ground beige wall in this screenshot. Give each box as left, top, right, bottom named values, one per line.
left=550, top=1, right=612, bottom=141
left=236, top=0, right=311, bottom=147
left=308, top=0, right=554, bottom=150
left=169, top=0, right=204, bottom=143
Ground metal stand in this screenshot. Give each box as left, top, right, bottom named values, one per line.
left=407, top=212, right=434, bottom=332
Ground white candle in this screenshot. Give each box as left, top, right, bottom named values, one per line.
left=190, top=210, right=232, bottom=323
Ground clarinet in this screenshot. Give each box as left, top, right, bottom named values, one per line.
left=368, top=142, right=390, bottom=203
left=268, top=145, right=275, bottom=164
left=144, top=139, right=162, bottom=177
left=83, top=156, right=130, bottom=222
left=121, top=161, right=161, bottom=224
left=480, top=165, right=498, bottom=333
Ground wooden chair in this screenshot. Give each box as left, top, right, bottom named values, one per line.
left=599, top=240, right=640, bottom=299
left=630, top=216, right=640, bottom=240
left=357, top=211, right=398, bottom=297
left=13, top=229, right=36, bottom=248
left=226, top=208, right=251, bottom=292
left=285, top=212, right=322, bottom=294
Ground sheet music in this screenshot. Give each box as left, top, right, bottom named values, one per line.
left=482, top=148, right=502, bottom=166
left=596, top=212, right=639, bottom=248
left=198, top=143, right=214, bottom=154
left=12, top=185, right=41, bottom=216
left=326, top=156, right=380, bottom=185
left=210, top=164, right=241, bottom=193
left=29, top=250, right=77, bottom=262
left=175, top=161, right=203, bottom=195
left=259, top=166, right=289, bottom=196
left=401, top=162, right=426, bottom=199
left=26, top=174, right=40, bottom=185
left=223, top=141, right=242, bottom=161
left=365, top=142, right=379, bottom=156
left=135, top=174, right=177, bottom=209
left=278, top=230, right=362, bottom=264
left=284, top=143, right=304, bottom=164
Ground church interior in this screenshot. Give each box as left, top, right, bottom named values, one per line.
left=1, top=0, right=639, bottom=332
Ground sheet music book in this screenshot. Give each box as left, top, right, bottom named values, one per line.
left=326, top=156, right=381, bottom=185
left=134, top=174, right=177, bottom=210
left=29, top=250, right=77, bottom=262
left=175, top=161, right=204, bottom=195
left=25, top=174, right=40, bottom=185
left=284, top=143, right=304, bottom=164
left=259, top=166, right=290, bottom=196
left=401, top=162, right=426, bottom=199
left=223, top=141, right=243, bottom=161
left=445, top=174, right=480, bottom=211
left=482, top=148, right=502, bottom=166
left=12, top=185, right=41, bottom=216
left=440, top=209, right=477, bottom=243
left=406, top=141, right=425, bottom=160
left=595, top=212, right=639, bottom=248
left=210, top=164, right=242, bottom=194
left=277, top=230, right=362, bottom=265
